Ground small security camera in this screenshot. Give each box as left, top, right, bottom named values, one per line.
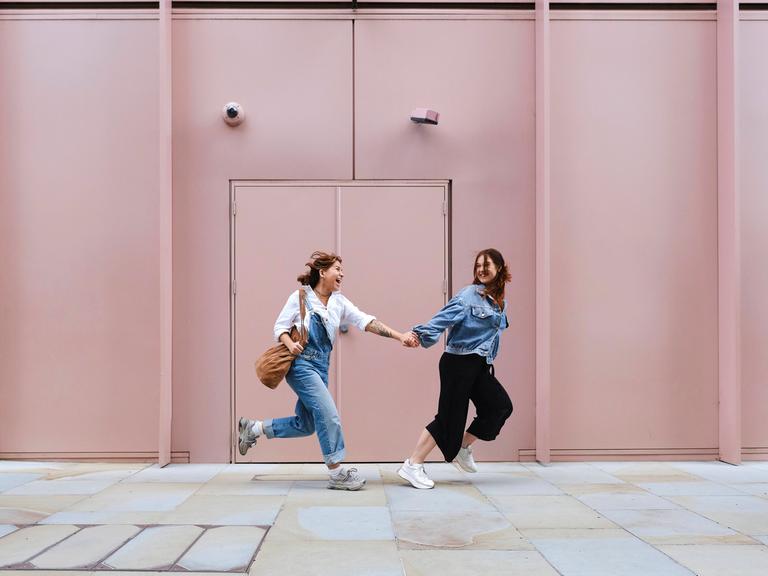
left=222, top=102, right=245, bottom=126
left=410, top=108, right=439, bottom=125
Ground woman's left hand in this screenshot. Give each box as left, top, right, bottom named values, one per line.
left=401, top=332, right=420, bottom=348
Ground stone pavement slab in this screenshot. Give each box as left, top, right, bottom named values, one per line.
left=103, top=525, right=204, bottom=570
left=659, top=543, right=768, bottom=576
left=177, top=526, right=266, bottom=572
left=248, top=540, right=403, bottom=576
left=530, top=531, right=695, bottom=575
left=31, top=524, right=140, bottom=569
left=400, top=549, right=561, bottom=576
left=0, top=524, right=79, bottom=567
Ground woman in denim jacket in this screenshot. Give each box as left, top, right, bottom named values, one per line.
left=238, top=251, right=416, bottom=491
left=398, top=248, right=514, bottom=489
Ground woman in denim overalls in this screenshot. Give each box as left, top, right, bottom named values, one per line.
left=398, top=248, right=514, bottom=489
left=238, top=251, right=417, bottom=491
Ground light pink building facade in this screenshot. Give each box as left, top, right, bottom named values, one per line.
left=0, top=0, right=765, bottom=464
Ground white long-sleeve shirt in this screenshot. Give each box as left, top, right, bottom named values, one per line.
left=273, top=285, right=376, bottom=345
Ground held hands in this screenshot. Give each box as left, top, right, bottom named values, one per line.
left=400, top=331, right=421, bottom=348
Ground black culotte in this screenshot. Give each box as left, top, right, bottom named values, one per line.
left=426, top=352, right=513, bottom=462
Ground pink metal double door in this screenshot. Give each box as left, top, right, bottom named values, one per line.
left=232, top=182, right=448, bottom=462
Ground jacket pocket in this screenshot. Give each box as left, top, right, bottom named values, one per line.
left=471, top=306, right=494, bottom=320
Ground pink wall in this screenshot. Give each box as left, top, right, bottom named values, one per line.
left=2, top=7, right=767, bottom=463
left=550, top=17, right=719, bottom=457
left=0, top=18, right=160, bottom=456
left=740, top=18, right=768, bottom=457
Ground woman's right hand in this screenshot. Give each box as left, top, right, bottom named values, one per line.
left=285, top=340, right=304, bottom=355
left=279, top=332, right=304, bottom=355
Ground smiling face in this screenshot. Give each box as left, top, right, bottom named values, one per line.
left=318, top=259, right=344, bottom=293
left=474, top=254, right=498, bottom=285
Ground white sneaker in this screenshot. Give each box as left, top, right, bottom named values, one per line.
left=328, top=467, right=366, bottom=491
left=397, top=459, right=435, bottom=489
left=453, top=445, right=478, bottom=473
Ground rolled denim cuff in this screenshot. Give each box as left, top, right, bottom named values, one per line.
left=263, top=419, right=276, bottom=439
left=323, top=447, right=345, bottom=466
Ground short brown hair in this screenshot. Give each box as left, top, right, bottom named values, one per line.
left=297, top=251, right=342, bottom=288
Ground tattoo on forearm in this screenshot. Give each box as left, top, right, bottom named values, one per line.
left=368, top=320, right=394, bottom=338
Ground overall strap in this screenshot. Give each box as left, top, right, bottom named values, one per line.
left=298, top=287, right=308, bottom=344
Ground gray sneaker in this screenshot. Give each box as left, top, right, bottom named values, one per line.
left=237, top=417, right=259, bottom=456
left=327, top=467, right=366, bottom=491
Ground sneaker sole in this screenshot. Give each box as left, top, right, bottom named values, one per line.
left=452, top=460, right=478, bottom=474
left=397, top=467, right=434, bottom=490
left=327, top=482, right=365, bottom=491
left=237, top=418, right=254, bottom=456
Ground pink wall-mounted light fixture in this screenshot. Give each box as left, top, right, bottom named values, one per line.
left=223, top=102, right=245, bottom=126
left=410, top=108, right=439, bottom=125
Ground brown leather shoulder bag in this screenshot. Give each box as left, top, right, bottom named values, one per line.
left=255, top=288, right=308, bottom=389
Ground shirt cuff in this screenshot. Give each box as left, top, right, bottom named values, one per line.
left=357, top=314, right=376, bottom=331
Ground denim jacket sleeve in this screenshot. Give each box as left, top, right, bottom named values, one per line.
left=411, top=293, right=467, bottom=348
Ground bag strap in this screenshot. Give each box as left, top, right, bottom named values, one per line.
left=298, top=287, right=308, bottom=344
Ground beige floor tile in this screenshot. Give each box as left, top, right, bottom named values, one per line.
left=392, top=509, right=531, bottom=550
left=196, top=479, right=291, bottom=496
left=159, top=495, right=283, bottom=525
left=32, top=524, right=140, bottom=569
left=600, top=508, right=754, bottom=545
left=104, top=525, right=204, bottom=570
left=249, top=540, right=403, bottom=575
left=267, top=504, right=394, bottom=541
left=0, top=524, right=78, bottom=567
left=659, top=544, right=768, bottom=576
left=0, top=495, right=87, bottom=524
left=124, top=464, right=226, bottom=484
left=669, top=495, right=768, bottom=535
left=177, top=526, right=266, bottom=571
left=400, top=549, right=560, bottom=576
left=496, top=495, right=616, bottom=529
left=385, top=483, right=496, bottom=512
left=286, top=479, right=387, bottom=506
left=520, top=528, right=630, bottom=540
left=63, top=483, right=199, bottom=512
left=560, top=482, right=647, bottom=496
left=40, top=510, right=167, bottom=525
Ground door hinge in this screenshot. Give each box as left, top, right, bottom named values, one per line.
left=232, top=280, right=237, bottom=295
left=443, top=279, right=448, bottom=294
left=442, top=201, right=447, bottom=215
left=232, top=201, right=237, bottom=217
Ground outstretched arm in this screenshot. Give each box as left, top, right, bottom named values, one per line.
left=365, top=320, right=418, bottom=347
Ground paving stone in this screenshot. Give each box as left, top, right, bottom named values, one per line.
left=400, top=550, right=560, bottom=576
left=599, top=509, right=751, bottom=544
left=0, top=524, right=78, bottom=567
left=32, top=524, right=140, bottom=569
left=391, top=509, right=528, bottom=549
left=178, top=526, right=266, bottom=571
left=249, top=540, right=402, bottom=575
left=159, top=495, right=283, bottom=525
left=659, top=544, right=768, bottom=576
left=0, top=474, right=43, bottom=493
left=531, top=532, right=695, bottom=575
left=104, top=525, right=204, bottom=570
left=495, top=495, right=616, bottom=529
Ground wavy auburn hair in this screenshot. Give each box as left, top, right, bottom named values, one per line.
left=297, top=251, right=342, bottom=288
left=472, top=248, right=511, bottom=307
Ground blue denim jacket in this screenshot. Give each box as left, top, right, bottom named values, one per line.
left=412, top=284, right=508, bottom=364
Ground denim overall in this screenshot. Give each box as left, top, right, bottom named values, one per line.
left=263, top=305, right=345, bottom=465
